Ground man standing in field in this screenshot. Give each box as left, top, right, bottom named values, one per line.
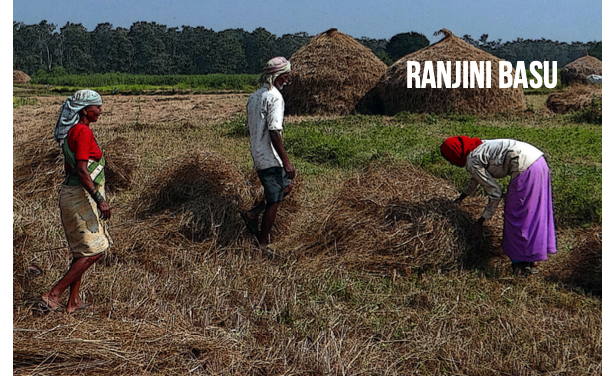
left=241, top=57, right=295, bottom=254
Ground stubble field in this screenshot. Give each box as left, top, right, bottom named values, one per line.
left=13, top=93, right=601, bottom=375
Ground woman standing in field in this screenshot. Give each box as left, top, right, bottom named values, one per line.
left=42, top=89, right=112, bottom=313
left=440, top=136, right=557, bottom=275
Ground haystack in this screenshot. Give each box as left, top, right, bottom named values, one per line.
left=560, top=55, right=602, bottom=86
left=13, top=70, right=31, bottom=85
left=377, top=29, right=525, bottom=115
left=282, top=28, right=388, bottom=115
left=294, top=162, right=504, bottom=276
left=546, top=83, right=602, bottom=114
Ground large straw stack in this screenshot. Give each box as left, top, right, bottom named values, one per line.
left=377, top=29, right=525, bottom=116
left=560, top=55, right=602, bottom=86
left=283, top=28, right=387, bottom=115
left=13, top=70, right=31, bottom=85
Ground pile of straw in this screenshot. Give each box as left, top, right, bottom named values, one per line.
left=294, top=163, right=502, bottom=276
left=101, top=137, right=141, bottom=193
left=546, top=226, right=601, bottom=295
left=376, top=29, right=525, bottom=115
left=560, top=55, right=602, bottom=86
left=137, top=149, right=253, bottom=246
left=13, top=70, right=31, bottom=85
left=546, top=83, right=602, bottom=114
left=283, top=28, right=387, bottom=116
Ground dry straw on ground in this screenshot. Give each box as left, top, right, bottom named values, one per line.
left=560, top=54, right=602, bottom=86
left=290, top=162, right=505, bottom=276
left=546, top=83, right=602, bottom=114
left=101, top=137, right=141, bottom=193
left=136, top=149, right=254, bottom=246
left=283, top=28, right=388, bottom=116
left=14, top=70, right=31, bottom=85
left=377, top=29, right=526, bottom=115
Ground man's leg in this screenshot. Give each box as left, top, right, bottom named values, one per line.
left=258, top=201, right=280, bottom=246
left=42, top=253, right=103, bottom=312
left=245, top=200, right=266, bottom=221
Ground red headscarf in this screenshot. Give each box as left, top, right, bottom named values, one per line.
left=440, top=136, right=483, bottom=167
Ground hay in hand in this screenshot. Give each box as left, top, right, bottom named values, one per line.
left=560, top=55, right=602, bottom=86
left=283, top=28, right=388, bottom=116
left=546, top=83, right=602, bottom=114
left=376, top=29, right=525, bottom=116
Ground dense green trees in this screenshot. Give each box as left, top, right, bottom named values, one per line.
left=13, top=21, right=602, bottom=76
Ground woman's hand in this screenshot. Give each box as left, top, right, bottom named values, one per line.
left=98, top=201, right=112, bottom=220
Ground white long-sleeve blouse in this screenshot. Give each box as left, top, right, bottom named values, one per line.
left=463, top=139, right=544, bottom=219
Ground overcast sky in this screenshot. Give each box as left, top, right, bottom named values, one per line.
left=12, top=0, right=602, bottom=43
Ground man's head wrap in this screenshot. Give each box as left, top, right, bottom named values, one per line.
left=54, top=89, right=103, bottom=145
left=440, top=135, right=483, bottom=167
left=259, top=57, right=291, bottom=89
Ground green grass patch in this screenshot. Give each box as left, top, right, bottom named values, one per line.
left=248, top=113, right=602, bottom=227
left=31, top=73, right=259, bottom=93
left=13, top=97, right=37, bottom=108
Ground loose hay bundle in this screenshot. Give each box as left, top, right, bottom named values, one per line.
left=546, top=83, right=602, bottom=114
left=297, top=163, right=498, bottom=276
left=138, top=149, right=253, bottom=245
left=377, top=29, right=525, bottom=115
left=13, top=70, right=31, bottom=85
left=560, top=55, right=602, bottom=86
left=283, top=28, right=388, bottom=115
left=101, top=137, right=141, bottom=192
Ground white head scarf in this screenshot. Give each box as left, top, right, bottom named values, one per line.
left=258, top=57, right=291, bottom=90
left=54, top=89, right=103, bottom=145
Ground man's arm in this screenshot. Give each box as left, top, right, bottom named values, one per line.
left=269, top=130, right=295, bottom=179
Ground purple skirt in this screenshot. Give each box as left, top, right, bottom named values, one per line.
left=502, top=156, right=557, bottom=262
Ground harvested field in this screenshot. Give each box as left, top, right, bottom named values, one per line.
left=13, top=93, right=601, bottom=375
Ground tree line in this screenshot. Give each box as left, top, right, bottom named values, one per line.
left=13, top=21, right=601, bottom=77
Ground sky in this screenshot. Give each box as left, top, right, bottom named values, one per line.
left=12, top=0, right=602, bottom=43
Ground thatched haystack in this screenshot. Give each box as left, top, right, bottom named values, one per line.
left=377, top=29, right=525, bottom=115
left=295, top=162, right=503, bottom=276
left=546, top=83, right=602, bottom=114
left=138, top=149, right=253, bottom=246
left=283, top=28, right=388, bottom=115
left=101, top=137, right=141, bottom=193
left=13, top=70, right=31, bottom=85
left=560, top=55, right=602, bottom=86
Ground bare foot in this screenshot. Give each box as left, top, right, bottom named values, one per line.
left=41, top=292, right=64, bottom=311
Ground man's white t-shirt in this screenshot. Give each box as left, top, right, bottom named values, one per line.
left=246, top=84, right=285, bottom=171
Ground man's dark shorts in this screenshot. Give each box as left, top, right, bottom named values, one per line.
left=257, top=167, right=291, bottom=203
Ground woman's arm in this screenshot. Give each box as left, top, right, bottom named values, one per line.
left=75, top=160, right=111, bottom=220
